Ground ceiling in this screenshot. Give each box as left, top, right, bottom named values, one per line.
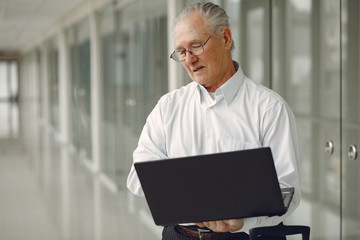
left=0, top=0, right=86, bottom=58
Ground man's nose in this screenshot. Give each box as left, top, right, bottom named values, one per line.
left=184, top=51, right=198, bottom=65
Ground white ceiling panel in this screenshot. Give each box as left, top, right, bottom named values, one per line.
left=0, top=0, right=87, bottom=56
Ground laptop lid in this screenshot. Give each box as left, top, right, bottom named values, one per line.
left=134, top=147, right=290, bottom=226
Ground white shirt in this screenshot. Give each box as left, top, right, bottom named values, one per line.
left=127, top=62, right=302, bottom=232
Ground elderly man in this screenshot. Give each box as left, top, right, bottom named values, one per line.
left=127, top=2, right=301, bottom=240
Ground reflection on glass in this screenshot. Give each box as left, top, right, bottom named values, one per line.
left=67, top=18, right=92, bottom=161
left=47, top=37, right=60, bottom=132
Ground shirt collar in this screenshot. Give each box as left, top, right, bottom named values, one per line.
left=195, top=61, right=245, bottom=105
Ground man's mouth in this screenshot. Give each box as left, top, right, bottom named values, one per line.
left=193, top=66, right=205, bottom=73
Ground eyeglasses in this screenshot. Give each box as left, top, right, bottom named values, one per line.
left=170, top=35, right=212, bottom=62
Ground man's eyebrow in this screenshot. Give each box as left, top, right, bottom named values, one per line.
left=175, top=46, right=185, bottom=51
left=175, top=40, right=202, bottom=50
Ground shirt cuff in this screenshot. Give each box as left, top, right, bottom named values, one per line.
left=231, top=217, right=258, bottom=233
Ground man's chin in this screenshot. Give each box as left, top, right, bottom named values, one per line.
left=193, top=78, right=208, bottom=87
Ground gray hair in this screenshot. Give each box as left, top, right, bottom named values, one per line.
left=175, top=2, right=234, bottom=50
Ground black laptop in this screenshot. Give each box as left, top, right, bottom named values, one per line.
left=134, top=147, right=294, bottom=226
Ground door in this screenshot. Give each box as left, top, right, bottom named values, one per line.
left=341, top=0, right=360, bottom=239
left=272, top=0, right=342, bottom=239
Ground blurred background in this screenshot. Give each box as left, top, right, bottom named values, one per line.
left=0, top=0, right=359, bottom=239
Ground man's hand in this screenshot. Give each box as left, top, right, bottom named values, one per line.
left=194, top=219, right=244, bottom=232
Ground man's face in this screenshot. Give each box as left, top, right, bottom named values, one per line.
left=173, top=11, right=233, bottom=92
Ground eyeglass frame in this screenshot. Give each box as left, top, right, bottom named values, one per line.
left=170, top=35, right=212, bottom=62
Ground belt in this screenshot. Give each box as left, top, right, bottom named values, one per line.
left=176, top=225, right=239, bottom=240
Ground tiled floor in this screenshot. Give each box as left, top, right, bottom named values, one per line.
left=0, top=138, right=161, bottom=240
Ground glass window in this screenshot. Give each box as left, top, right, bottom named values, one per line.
left=116, top=0, right=169, bottom=186
left=46, top=37, right=60, bottom=132
left=67, top=17, right=92, bottom=161
left=0, top=62, right=8, bottom=100
left=98, top=4, right=118, bottom=182
left=0, top=61, right=19, bottom=138
left=98, top=0, right=168, bottom=186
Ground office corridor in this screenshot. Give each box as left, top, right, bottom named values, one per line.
left=0, top=137, right=161, bottom=240
left=1, top=0, right=360, bottom=239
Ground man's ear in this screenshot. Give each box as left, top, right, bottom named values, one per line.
left=222, top=27, right=232, bottom=50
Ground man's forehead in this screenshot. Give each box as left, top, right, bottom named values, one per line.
left=173, top=13, right=209, bottom=48
left=174, top=22, right=205, bottom=36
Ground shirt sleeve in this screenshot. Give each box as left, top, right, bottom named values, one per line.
left=238, top=101, right=302, bottom=232
left=127, top=97, right=169, bottom=196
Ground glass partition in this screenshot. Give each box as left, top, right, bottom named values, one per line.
left=19, top=50, right=43, bottom=179
left=273, top=0, right=313, bottom=194
left=273, top=0, right=341, bottom=239
left=67, top=17, right=92, bottom=161
left=46, top=37, right=60, bottom=132
left=98, top=0, right=168, bottom=187
left=0, top=60, right=19, bottom=138
left=98, top=4, right=118, bottom=183
left=116, top=0, right=168, bottom=186
left=239, top=0, right=271, bottom=87
left=341, top=0, right=360, bottom=239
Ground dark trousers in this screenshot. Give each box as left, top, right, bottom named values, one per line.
left=162, top=225, right=250, bottom=240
